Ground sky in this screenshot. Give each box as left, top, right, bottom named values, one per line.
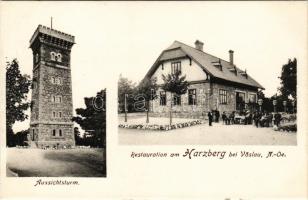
left=0, top=1, right=306, bottom=132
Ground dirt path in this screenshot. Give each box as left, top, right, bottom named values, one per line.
left=119, top=123, right=296, bottom=145
left=7, top=148, right=106, bottom=177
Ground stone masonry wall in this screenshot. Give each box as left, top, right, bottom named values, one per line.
left=30, top=38, right=75, bottom=148
left=151, top=82, right=258, bottom=119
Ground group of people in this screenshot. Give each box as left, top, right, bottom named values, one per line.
left=252, top=111, right=282, bottom=128
left=207, top=109, right=282, bottom=128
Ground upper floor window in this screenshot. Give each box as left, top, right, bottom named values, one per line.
left=50, top=52, right=56, bottom=61
left=52, top=111, right=63, bottom=118
left=56, top=77, right=62, bottom=85
left=56, top=53, right=62, bottom=62
left=59, top=129, right=62, bottom=137
left=171, top=61, right=181, bottom=74
left=52, top=129, right=56, bottom=136
left=52, top=95, right=62, bottom=103
left=51, top=77, right=62, bottom=85
left=50, top=52, right=62, bottom=62
left=188, top=89, right=197, bottom=105
left=219, top=89, right=228, bottom=104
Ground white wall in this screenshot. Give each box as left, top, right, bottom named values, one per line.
left=151, top=58, right=207, bottom=84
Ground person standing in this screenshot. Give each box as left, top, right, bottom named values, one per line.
left=215, top=110, right=220, bottom=123
left=222, top=111, right=226, bottom=125
left=208, top=111, right=213, bottom=126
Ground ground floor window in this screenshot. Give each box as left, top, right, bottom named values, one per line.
left=52, top=129, right=63, bottom=137
left=160, top=91, right=166, bottom=106
left=188, top=89, right=197, bottom=105
left=249, top=93, right=257, bottom=103
left=219, top=89, right=227, bottom=104
left=173, top=94, right=181, bottom=106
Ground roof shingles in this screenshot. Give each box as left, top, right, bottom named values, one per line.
left=148, top=41, right=264, bottom=89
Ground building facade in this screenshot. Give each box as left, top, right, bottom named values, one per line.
left=28, top=25, right=75, bottom=148
left=146, top=40, right=264, bottom=118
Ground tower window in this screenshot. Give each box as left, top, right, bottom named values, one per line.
left=53, top=111, right=56, bottom=118
left=59, top=129, right=62, bottom=137
left=59, top=112, right=62, bottom=118
left=52, top=96, right=62, bottom=103
left=50, top=52, right=56, bottom=61
left=35, top=53, right=39, bottom=63
left=56, top=77, right=62, bottom=85
left=51, top=77, right=62, bottom=85
left=56, top=53, right=62, bottom=62
left=52, top=129, right=56, bottom=136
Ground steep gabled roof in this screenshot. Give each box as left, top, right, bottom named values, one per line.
left=146, top=41, right=264, bottom=89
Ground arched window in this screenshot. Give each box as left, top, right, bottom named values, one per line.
left=59, top=129, right=62, bottom=137
left=56, top=53, right=62, bottom=62
left=59, top=112, right=62, bottom=118
left=52, top=129, right=56, bottom=136
left=50, top=52, right=56, bottom=61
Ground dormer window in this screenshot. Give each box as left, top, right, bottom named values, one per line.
left=50, top=52, right=56, bottom=61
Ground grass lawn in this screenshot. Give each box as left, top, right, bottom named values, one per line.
left=7, top=148, right=106, bottom=177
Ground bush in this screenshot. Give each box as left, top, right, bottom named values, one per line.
left=119, top=120, right=203, bottom=131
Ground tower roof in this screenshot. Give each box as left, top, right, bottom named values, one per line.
left=29, top=25, right=75, bottom=49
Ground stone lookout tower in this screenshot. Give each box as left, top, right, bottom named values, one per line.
left=29, top=25, right=75, bottom=148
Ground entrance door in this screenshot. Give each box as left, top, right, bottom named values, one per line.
left=236, top=92, right=245, bottom=112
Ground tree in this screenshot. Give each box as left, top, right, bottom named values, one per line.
left=279, top=58, right=297, bottom=100
left=6, top=59, right=31, bottom=147
left=118, top=74, right=136, bottom=113
left=161, top=71, right=189, bottom=125
left=136, top=77, right=158, bottom=123
left=72, top=89, right=106, bottom=148
left=14, top=129, right=29, bottom=146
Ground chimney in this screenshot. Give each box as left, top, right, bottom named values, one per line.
left=195, top=40, right=204, bottom=51
left=229, top=50, right=234, bottom=65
